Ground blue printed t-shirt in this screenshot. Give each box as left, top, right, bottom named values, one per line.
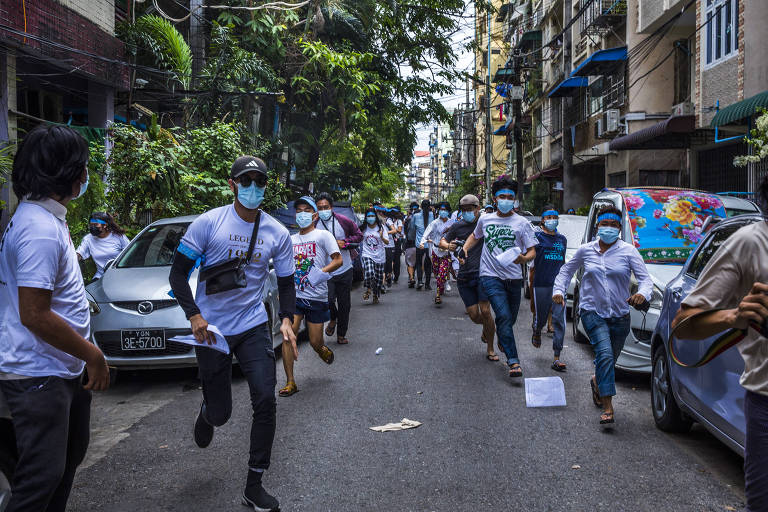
left=532, top=230, right=567, bottom=288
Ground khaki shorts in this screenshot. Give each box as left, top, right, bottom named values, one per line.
left=405, top=247, right=417, bottom=267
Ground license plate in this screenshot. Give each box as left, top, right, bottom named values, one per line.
left=120, top=329, right=166, bottom=350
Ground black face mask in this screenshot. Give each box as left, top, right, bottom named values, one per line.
left=89, top=226, right=103, bottom=236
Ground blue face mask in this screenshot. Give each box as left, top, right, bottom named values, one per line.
left=366, top=215, right=377, bottom=225
left=462, top=210, right=476, bottom=223
left=439, top=210, right=450, bottom=219
left=237, top=183, right=265, bottom=209
left=597, top=226, right=620, bottom=244
left=318, top=209, right=333, bottom=221
left=74, top=172, right=89, bottom=199
left=296, top=211, right=314, bottom=228
left=497, top=199, right=515, bottom=214
left=544, top=219, right=559, bottom=231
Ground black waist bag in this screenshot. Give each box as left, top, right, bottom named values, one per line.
left=199, top=210, right=261, bottom=295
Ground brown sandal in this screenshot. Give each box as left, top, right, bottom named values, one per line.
left=325, top=322, right=336, bottom=336
left=337, top=337, right=349, bottom=345
left=314, top=345, right=335, bottom=364
left=278, top=381, right=298, bottom=397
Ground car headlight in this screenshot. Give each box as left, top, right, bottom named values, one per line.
left=650, top=285, right=663, bottom=310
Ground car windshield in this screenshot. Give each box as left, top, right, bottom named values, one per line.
left=116, top=223, right=190, bottom=268
left=725, top=207, right=758, bottom=218
left=556, top=216, right=586, bottom=248
left=619, top=189, right=726, bottom=264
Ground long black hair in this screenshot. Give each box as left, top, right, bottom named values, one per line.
left=91, top=211, right=126, bottom=235
left=362, top=207, right=384, bottom=230
left=12, top=124, right=89, bottom=201
left=421, top=199, right=431, bottom=228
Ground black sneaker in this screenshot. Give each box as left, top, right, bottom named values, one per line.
left=194, top=402, right=214, bottom=448
left=408, top=280, right=415, bottom=288
left=243, top=472, right=279, bottom=511
left=416, top=281, right=423, bottom=290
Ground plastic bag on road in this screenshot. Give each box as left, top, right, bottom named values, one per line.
left=369, top=418, right=422, bottom=432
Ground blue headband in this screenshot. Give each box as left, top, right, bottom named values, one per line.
left=296, top=196, right=317, bottom=212
left=542, top=210, right=559, bottom=217
left=597, top=213, right=621, bottom=223
left=89, top=219, right=107, bottom=225
left=494, top=188, right=516, bottom=198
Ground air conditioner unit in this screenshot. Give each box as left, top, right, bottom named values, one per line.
left=605, top=109, right=620, bottom=133
left=671, top=102, right=694, bottom=116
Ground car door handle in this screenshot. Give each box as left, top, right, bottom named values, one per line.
left=671, top=287, right=683, bottom=300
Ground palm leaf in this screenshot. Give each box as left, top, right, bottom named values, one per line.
left=131, top=15, right=192, bottom=89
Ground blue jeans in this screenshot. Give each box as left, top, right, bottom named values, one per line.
left=579, top=310, right=630, bottom=397
left=745, top=390, right=768, bottom=512
left=480, top=277, right=523, bottom=366
left=532, top=286, right=566, bottom=357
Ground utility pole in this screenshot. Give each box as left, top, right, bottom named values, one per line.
left=562, top=0, right=574, bottom=212
left=189, top=0, right=205, bottom=82
left=512, top=78, right=525, bottom=206
left=485, top=6, right=492, bottom=205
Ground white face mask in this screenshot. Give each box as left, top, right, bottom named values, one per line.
left=318, top=209, right=333, bottom=221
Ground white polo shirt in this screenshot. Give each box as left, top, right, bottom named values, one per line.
left=0, top=199, right=90, bottom=378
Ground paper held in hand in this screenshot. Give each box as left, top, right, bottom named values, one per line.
left=495, top=246, right=522, bottom=267
left=307, top=265, right=332, bottom=288
left=170, top=324, right=230, bottom=354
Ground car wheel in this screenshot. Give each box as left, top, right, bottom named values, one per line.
left=651, top=344, right=693, bottom=433
left=571, top=293, right=588, bottom=344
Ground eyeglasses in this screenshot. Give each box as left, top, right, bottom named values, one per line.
left=238, top=173, right=268, bottom=188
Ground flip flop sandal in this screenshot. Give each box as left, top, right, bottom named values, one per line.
left=434, top=296, right=442, bottom=304
left=508, top=364, right=523, bottom=378
left=337, top=337, right=349, bottom=345
left=325, top=323, right=336, bottom=336
left=600, top=411, right=615, bottom=425
left=486, top=353, right=499, bottom=361
left=551, top=360, right=567, bottom=372
left=590, top=377, right=603, bottom=408
left=373, top=296, right=380, bottom=304
left=278, top=381, right=298, bottom=397
left=314, top=345, right=335, bottom=364
left=363, top=290, right=370, bottom=301
left=531, top=334, right=542, bottom=348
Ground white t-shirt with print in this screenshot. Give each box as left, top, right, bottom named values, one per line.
left=473, top=212, right=538, bottom=280
left=361, top=225, right=386, bottom=264
left=179, top=205, right=294, bottom=336
left=394, top=219, right=404, bottom=241
left=77, top=232, right=130, bottom=278
left=291, top=228, right=339, bottom=302
left=0, top=200, right=90, bottom=378
left=317, top=214, right=352, bottom=276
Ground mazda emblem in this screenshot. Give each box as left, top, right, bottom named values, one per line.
left=137, top=301, right=154, bottom=315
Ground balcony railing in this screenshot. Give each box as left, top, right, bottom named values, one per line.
left=579, top=0, right=627, bottom=37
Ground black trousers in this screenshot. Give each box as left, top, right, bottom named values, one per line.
left=0, top=375, right=91, bottom=512
left=196, top=323, right=276, bottom=470
left=392, top=239, right=402, bottom=282
left=384, top=247, right=394, bottom=277
left=415, top=247, right=432, bottom=284
left=328, top=267, right=354, bottom=337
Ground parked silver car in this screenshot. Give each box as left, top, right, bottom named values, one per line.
left=572, top=188, right=759, bottom=373
left=86, top=215, right=284, bottom=369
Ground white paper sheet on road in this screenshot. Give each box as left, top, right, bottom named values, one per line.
left=495, top=246, right=522, bottom=268
left=169, top=324, right=230, bottom=354
left=524, top=377, right=567, bottom=407
left=369, top=418, right=422, bottom=432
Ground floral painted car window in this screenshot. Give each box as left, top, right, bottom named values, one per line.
left=620, top=189, right=726, bottom=263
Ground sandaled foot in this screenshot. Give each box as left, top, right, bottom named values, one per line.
left=531, top=333, right=542, bottom=348
left=486, top=353, right=499, bottom=361
left=551, top=359, right=567, bottom=372
left=325, top=322, right=336, bottom=336
left=363, top=290, right=370, bottom=301
left=278, top=381, right=298, bottom=397
left=590, top=377, right=603, bottom=408
left=314, top=345, right=335, bottom=364
left=434, top=295, right=442, bottom=304
left=508, top=364, right=523, bottom=378
left=337, top=336, right=349, bottom=345
left=600, top=411, right=615, bottom=424
left=373, top=296, right=380, bottom=304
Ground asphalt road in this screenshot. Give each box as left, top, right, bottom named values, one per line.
left=70, top=275, right=746, bottom=512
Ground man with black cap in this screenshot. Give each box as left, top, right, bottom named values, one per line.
left=279, top=195, right=342, bottom=397
left=169, top=155, right=297, bottom=512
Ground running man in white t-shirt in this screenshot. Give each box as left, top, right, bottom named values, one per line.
left=169, top=156, right=297, bottom=511
left=279, top=196, right=342, bottom=397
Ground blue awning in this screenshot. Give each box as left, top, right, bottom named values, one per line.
left=571, top=46, right=627, bottom=77
left=493, top=117, right=514, bottom=136
left=548, top=77, right=588, bottom=98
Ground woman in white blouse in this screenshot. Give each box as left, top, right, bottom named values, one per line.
left=552, top=206, right=652, bottom=426
left=76, top=212, right=130, bottom=280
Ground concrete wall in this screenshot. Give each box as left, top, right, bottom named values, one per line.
left=700, top=57, right=739, bottom=126
left=743, top=0, right=768, bottom=97
left=58, top=0, right=115, bottom=34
